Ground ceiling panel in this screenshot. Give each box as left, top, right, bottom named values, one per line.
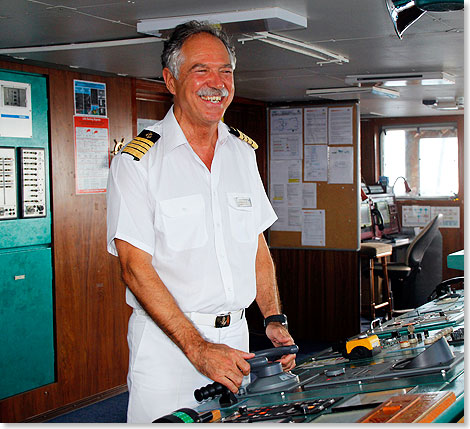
left=0, top=0, right=464, bottom=117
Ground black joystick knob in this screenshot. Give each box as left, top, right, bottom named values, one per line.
left=194, top=382, right=226, bottom=402
left=194, top=382, right=238, bottom=408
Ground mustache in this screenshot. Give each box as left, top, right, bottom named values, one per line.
left=197, top=87, right=229, bottom=97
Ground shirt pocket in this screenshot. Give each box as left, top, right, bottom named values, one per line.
left=159, top=194, right=208, bottom=251
left=227, top=193, right=256, bottom=243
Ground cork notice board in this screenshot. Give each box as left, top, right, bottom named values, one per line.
left=268, top=103, right=360, bottom=250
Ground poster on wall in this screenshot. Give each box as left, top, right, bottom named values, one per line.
left=270, top=108, right=303, bottom=160
left=74, top=80, right=107, bottom=117
left=328, top=106, right=353, bottom=145
left=304, top=107, right=327, bottom=144
left=301, top=209, right=325, bottom=246
left=402, top=205, right=431, bottom=227
left=328, top=146, right=354, bottom=184
left=73, top=116, right=110, bottom=194
left=430, top=206, right=460, bottom=228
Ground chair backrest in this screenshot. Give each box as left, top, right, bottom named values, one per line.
left=405, top=214, right=443, bottom=269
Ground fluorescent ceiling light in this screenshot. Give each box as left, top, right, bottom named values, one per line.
left=137, top=7, right=307, bottom=36
left=345, top=72, right=455, bottom=86
left=0, top=37, right=161, bottom=54
left=238, top=32, right=348, bottom=65
left=306, top=86, right=399, bottom=99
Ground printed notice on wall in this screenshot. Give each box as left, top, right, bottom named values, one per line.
left=301, top=209, right=325, bottom=246
left=430, top=206, right=460, bottom=228
left=270, top=160, right=303, bottom=231
left=302, top=183, right=317, bottom=208
left=74, top=80, right=107, bottom=117
left=304, top=107, right=327, bottom=144
left=304, top=144, right=328, bottom=182
left=328, top=106, right=353, bottom=145
left=328, top=146, right=354, bottom=184
left=270, top=108, right=303, bottom=160
left=74, top=116, right=110, bottom=194
left=402, top=205, right=431, bottom=227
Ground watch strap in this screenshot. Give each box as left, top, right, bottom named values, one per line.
left=264, top=314, right=288, bottom=328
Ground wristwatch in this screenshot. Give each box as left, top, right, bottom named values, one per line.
left=264, top=314, right=288, bottom=328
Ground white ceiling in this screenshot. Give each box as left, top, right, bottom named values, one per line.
left=0, top=0, right=464, bottom=118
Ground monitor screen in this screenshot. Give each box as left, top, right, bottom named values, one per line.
left=374, top=199, right=400, bottom=236
left=360, top=201, right=374, bottom=240
left=368, top=193, right=400, bottom=237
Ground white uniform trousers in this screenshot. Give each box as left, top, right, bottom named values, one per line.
left=126, top=310, right=249, bottom=423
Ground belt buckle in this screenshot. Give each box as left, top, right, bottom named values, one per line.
left=215, top=314, right=231, bottom=328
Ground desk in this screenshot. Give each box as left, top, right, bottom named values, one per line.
left=189, top=293, right=464, bottom=423
left=447, top=250, right=464, bottom=270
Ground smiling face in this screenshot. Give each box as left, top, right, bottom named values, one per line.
left=163, top=32, right=235, bottom=130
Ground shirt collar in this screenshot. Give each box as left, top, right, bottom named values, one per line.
left=162, top=105, right=230, bottom=156
left=161, top=106, right=188, bottom=156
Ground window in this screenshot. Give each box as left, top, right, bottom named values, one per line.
left=381, top=125, right=458, bottom=198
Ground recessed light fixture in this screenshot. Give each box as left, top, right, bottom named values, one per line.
left=137, top=7, right=307, bottom=37
left=345, top=72, right=455, bottom=86
left=306, top=86, right=399, bottom=99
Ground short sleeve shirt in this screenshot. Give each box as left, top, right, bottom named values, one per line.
left=106, top=107, right=277, bottom=314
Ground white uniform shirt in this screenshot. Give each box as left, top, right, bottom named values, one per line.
left=107, top=107, right=277, bottom=314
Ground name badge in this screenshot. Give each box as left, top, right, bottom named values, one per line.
left=235, top=196, right=252, bottom=208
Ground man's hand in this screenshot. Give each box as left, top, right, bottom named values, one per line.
left=266, top=323, right=296, bottom=371
left=187, top=341, right=255, bottom=394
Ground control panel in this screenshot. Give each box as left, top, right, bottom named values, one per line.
left=19, top=148, right=46, bottom=218
left=0, top=80, right=32, bottom=138
left=0, top=146, right=47, bottom=220
left=0, top=147, right=17, bottom=219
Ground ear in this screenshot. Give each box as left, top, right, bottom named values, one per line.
left=162, top=68, right=177, bottom=95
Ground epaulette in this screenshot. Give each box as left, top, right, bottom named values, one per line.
left=228, top=126, right=258, bottom=150
left=121, top=129, right=160, bottom=161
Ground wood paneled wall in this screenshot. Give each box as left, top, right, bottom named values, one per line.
left=0, top=61, right=132, bottom=422
left=360, top=115, right=465, bottom=281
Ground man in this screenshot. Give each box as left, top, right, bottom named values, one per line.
left=107, top=21, right=295, bottom=423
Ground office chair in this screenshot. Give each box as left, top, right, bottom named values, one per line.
left=376, top=213, right=443, bottom=311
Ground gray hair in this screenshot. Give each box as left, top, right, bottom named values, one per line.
left=161, top=20, right=236, bottom=79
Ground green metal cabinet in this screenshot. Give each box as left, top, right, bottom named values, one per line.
left=0, top=247, right=54, bottom=399
left=0, top=69, right=54, bottom=399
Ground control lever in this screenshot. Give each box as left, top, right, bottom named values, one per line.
left=247, top=345, right=300, bottom=394
left=194, top=346, right=299, bottom=406
left=252, top=344, right=299, bottom=361
left=194, top=356, right=269, bottom=407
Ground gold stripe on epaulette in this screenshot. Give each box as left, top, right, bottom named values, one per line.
left=126, top=141, right=149, bottom=153
left=122, top=146, right=146, bottom=160
left=121, top=130, right=161, bottom=160
left=228, top=126, right=258, bottom=150
left=133, top=136, right=154, bottom=147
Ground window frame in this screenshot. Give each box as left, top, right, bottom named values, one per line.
left=379, top=122, right=459, bottom=200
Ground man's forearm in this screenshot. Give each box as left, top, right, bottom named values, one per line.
left=254, top=233, right=282, bottom=317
